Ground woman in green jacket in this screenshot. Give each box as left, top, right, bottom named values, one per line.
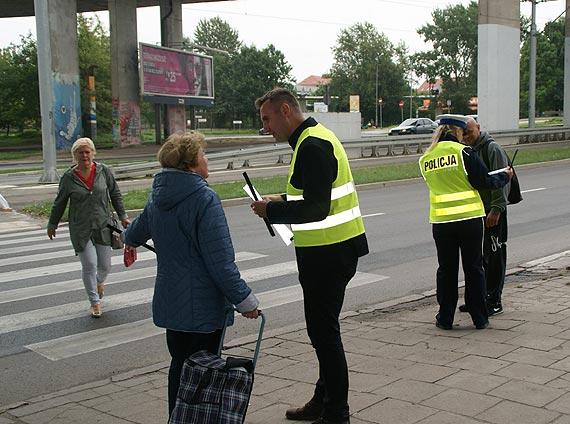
left=47, top=138, right=130, bottom=318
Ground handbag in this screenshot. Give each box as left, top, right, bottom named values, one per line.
left=110, top=215, right=124, bottom=250
left=507, top=156, right=523, bottom=205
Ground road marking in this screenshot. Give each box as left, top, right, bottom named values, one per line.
left=521, top=187, right=546, bottom=194
left=25, top=272, right=388, bottom=361
left=0, top=226, right=69, bottom=240
left=362, top=212, right=385, bottom=218
left=0, top=251, right=267, bottom=304
left=1, top=240, right=71, bottom=255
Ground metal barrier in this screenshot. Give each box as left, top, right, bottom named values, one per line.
left=111, top=126, right=570, bottom=180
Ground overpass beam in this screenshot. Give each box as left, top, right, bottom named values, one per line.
left=109, top=0, right=141, bottom=147
left=160, top=0, right=186, bottom=136
left=477, top=0, right=520, bottom=131
left=34, top=0, right=82, bottom=183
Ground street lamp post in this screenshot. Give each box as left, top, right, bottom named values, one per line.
left=528, top=0, right=537, bottom=128
left=375, top=63, right=379, bottom=127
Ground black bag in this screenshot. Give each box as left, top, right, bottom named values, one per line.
left=110, top=216, right=124, bottom=250
left=507, top=157, right=523, bottom=205
left=169, top=312, right=265, bottom=424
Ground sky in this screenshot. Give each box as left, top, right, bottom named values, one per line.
left=0, top=0, right=568, bottom=82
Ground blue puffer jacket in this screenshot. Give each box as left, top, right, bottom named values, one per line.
left=124, top=168, right=258, bottom=333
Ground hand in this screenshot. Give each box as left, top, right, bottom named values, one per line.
left=251, top=199, right=269, bottom=218
left=241, top=309, right=259, bottom=319
left=47, top=228, right=56, bottom=240
left=122, top=217, right=131, bottom=227
left=485, top=212, right=500, bottom=228
left=504, top=166, right=514, bottom=180
left=263, top=195, right=283, bottom=202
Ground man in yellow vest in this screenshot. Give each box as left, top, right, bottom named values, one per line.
left=419, top=114, right=512, bottom=331
left=251, top=88, right=368, bottom=424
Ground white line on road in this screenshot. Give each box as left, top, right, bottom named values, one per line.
left=521, top=187, right=546, bottom=194
left=25, top=272, right=388, bottom=361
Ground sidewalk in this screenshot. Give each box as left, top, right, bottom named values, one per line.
left=1, top=212, right=570, bottom=424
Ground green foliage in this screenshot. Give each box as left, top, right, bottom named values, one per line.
left=520, top=18, right=565, bottom=116
left=0, top=34, right=40, bottom=133
left=191, top=18, right=295, bottom=129
left=328, top=22, right=409, bottom=125
left=77, top=14, right=113, bottom=135
left=413, top=1, right=478, bottom=114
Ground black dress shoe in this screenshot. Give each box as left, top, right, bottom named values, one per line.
left=286, top=400, right=323, bottom=421
left=475, top=320, right=489, bottom=330
left=435, top=321, right=453, bottom=330
left=458, top=304, right=469, bottom=312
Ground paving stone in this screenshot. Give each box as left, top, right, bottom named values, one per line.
left=343, top=336, right=387, bottom=354
left=91, top=392, right=157, bottom=417
left=7, top=397, right=71, bottom=418
left=447, top=354, right=511, bottom=374
left=244, top=402, right=292, bottom=424
left=504, top=333, right=565, bottom=351
left=462, top=328, right=520, bottom=343
left=270, top=360, right=318, bottom=384
left=484, top=318, right=525, bottom=331
left=349, top=371, right=399, bottom=393
left=358, top=327, right=431, bottom=346
left=437, top=369, right=508, bottom=394
left=511, top=322, right=567, bottom=337
left=494, top=362, right=565, bottom=384
left=416, top=410, right=489, bottom=424
left=402, top=348, right=467, bottom=366
left=262, top=340, right=314, bottom=358
left=244, top=394, right=274, bottom=414
left=355, top=398, right=436, bottom=424
left=551, top=414, right=570, bottom=424
left=373, top=379, right=447, bottom=403
left=254, top=356, right=298, bottom=375
left=499, top=346, right=567, bottom=367
left=545, top=392, right=570, bottom=415
left=250, top=375, right=295, bottom=396
left=348, top=391, right=385, bottom=414
left=421, top=388, right=501, bottom=416
left=369, top=342, right=425, bottom=360
left=477, top=399, right=560, bottom=424
left=121, top=398, right=167, bottom=424
left=350, top=356, right=413, bottom=377
left=397, top=362, right=458, bottom=383
left=453, top=339, right=518, bottom=359
left=551, top=356, right=570, bottom=372
left=0, top=418, right=15, bottom=424
left=488, top=380, right=565, bottom=407
left=260, top=381, right=313, bottom=409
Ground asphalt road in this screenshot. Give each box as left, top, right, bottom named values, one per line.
left=0, top=160, right=569, bottom=405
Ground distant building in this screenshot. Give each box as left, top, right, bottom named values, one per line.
left=295, top=75, right=332, bottom=95
left=417, top=78, right=444, bottom=95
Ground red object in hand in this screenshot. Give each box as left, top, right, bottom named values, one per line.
left=124, top=245, right=137, bottom=267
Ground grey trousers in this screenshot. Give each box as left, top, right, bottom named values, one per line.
left=77, top=240, right=112, bottom=306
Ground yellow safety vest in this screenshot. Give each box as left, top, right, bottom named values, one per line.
left=419, top=141, right=485, bottom=223
left=286, top=124, right=365, bottom=247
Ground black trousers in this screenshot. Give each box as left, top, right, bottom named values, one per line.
left=432, top=217, right=488, bottom=327
left=484, top=212, right=508, bottom=305
left=166, top=328, right=223, bottom=416
left=296, top=245, right=358, bottom=422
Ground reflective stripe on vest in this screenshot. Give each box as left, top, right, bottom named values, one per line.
left=286, top=124, right=365, bottom=247
left=419, top=141, right=485, bottom=223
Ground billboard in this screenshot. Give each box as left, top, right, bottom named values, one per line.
left=139, top=43, right=214, bottom=102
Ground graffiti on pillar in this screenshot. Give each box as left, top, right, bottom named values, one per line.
left=53, top=77, right=81, bottom=151
left=112, top=98, right=141, bottom=147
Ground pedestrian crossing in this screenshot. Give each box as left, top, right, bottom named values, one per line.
left=0, top=226, right=389, bottom=362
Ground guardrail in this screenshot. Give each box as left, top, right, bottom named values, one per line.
left=111, top=126, right=570, bottom=180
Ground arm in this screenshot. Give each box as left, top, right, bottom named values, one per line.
left=463, top=147, right=512, bottom=191
left=193, top=191, right=259, bottom=313
left=123, top=202, right=151, bottom=247
left=103, top=164, right=130, bottom=226
left=485, top=143, right=509, bottom=219
left=47, top=175, right=71, bottom=239
left=265, top=138, right=336, bottom=224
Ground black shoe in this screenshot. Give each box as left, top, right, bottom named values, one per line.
left=458, top=304, right=469, bottom=313
left=488, top=304, right=503, bottom=316
left=312, top=418, right=350, bottom=424
left=435, top=320, right=453, bottom=330
left=286, top=400, right=323, bottom=421
left=475, top=320, right=489, bottom=330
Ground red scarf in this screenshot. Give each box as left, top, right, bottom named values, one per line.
left=73, top=163, right=96, bottom=190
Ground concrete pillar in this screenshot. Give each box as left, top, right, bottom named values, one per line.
left=35, top=0, right=81, bottom=183
left=477, top=0, right=520, bottom=131
left=564, top=0, right=570, bottom=127
left=160, top=0, right=186, bottom=136
left=109, top=0, right=141, bottom=147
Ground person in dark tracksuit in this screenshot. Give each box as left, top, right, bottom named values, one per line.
left=460, top=117, right=509, bottom=316
left=419, top=115, right=513, bottom=330
left=251, top=88, right=368, bottom=424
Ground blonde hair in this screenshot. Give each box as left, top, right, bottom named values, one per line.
left=157, top=131, right=206, bottom=171
left=426, top=124, right=464, bottom=152
left=71, top=137, right=96, bottom=160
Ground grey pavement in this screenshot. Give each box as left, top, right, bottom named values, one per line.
left=1, top=210, right=570, bottom=423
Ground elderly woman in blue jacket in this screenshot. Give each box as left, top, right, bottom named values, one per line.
left=123, top=131, right=259, bottom=417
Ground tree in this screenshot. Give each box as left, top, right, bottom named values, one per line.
left=520, top=17, right=565, bottom=115
left=77, top=14, right=113, bottom=134
left=190, top=18, right=294, bottom=128
left=327, top=22, right=409, bottom=125
left=0, top=34, right=39, bottom=133
left=413, top=1, right=478, bottom=115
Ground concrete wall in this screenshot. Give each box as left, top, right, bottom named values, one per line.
left=305, top=112, right=362, bottom=141
left=478, top=0, right=520, bottom=132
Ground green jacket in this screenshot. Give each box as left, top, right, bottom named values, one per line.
left=47, top=162, right=127, bottom=253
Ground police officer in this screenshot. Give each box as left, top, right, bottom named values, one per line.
left=251, top=88, right=368, bottom=424
left=419, top=114, right=513, bottom=330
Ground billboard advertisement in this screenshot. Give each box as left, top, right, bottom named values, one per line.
left=139, top=43, right=214, bottom=100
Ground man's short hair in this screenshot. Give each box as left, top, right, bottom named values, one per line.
left=255, top=87, right=301, bottom=112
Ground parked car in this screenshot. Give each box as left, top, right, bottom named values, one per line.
left=388, top=118, right=438, bottom=136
